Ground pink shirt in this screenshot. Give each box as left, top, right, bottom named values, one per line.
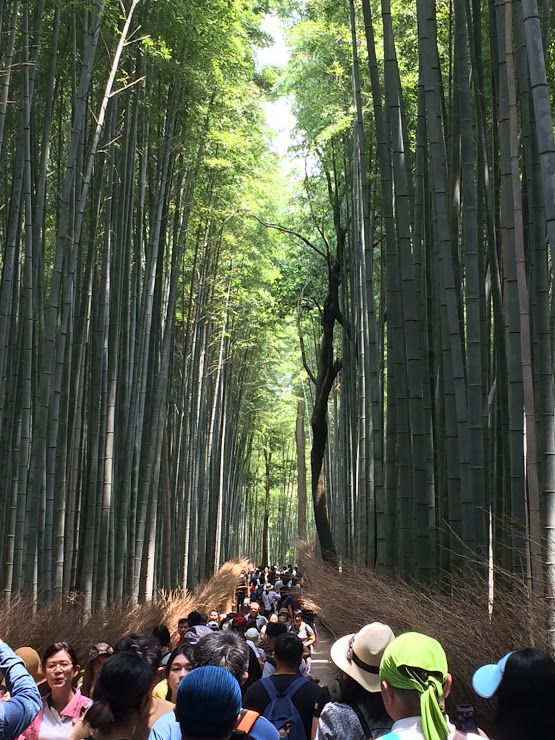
left=19, top=691, right=90, bottom=740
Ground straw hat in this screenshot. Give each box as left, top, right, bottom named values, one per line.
left=330, top=622, right=395, bottom=693
left=15, top=647, right=46, bottom=686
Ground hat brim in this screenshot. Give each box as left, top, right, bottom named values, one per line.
left=472, top=662, right=502, bottom=698
left=330, top=633, right=381, bottom=693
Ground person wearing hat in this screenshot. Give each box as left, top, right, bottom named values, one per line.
left=472, top=647, right=555, bottom=740
left=80, top=644, right=114, bottom=698
left=261, top=586, right=279, bottom=619
left=244, top=630, right=265, bottom=669
left=378, top=632, right=483, bottom=740
left=175, top=666, right=242, bottom=740
left=20, top=641, right=89, bottom=740
left=229, top=617, right=262, bottom=693
left=71, top=632, right=174, bottom=740
left=149, top=631, right=278, bottom=740
left=0, top=641, right=41, bottom=740
left=315, top=623, right=394, bottom=740
left=13, top=648, right=48, bottom=698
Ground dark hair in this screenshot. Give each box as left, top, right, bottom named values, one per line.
left=164, top=644, right=191, bottom=680
left=494, top=648, right=555, bottom=740
left=85, top=653, right=152, bottom=731
left=178, top=618, right=189, bottom=627
left=187, top=611, right=205, bottom=627
left=115, top=632, right=162, bottom=675
left=274, top=633, right=303, bottom=666
left=42, top=642, right=79, bottom=667
left=191, top=632, right=249, bottom=684
left=152, top=625, right=171, bottom=648
left=339, top=675, right=391, bottom=724
left=266, top=622, right=288, bottom=639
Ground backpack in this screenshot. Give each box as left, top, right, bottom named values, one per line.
left=261, top=676, right=307, bottom=740
left=232, top=709, right=260, bottom=738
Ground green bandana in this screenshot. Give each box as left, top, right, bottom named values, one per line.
left=379, top=632, right=449, bottom=740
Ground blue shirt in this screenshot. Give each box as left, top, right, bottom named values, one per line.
left=149, top=709, right=278, bottom=740
left=0, top=642, right=41, bottom=740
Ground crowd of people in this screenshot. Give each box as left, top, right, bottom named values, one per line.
left=0, top=564, right=553, bottom=740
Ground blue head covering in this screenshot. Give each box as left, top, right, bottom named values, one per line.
left=176, top=665, right=241, bottom=726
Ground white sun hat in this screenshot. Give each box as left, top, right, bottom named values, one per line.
left=330, top=622, right=395, bottom=693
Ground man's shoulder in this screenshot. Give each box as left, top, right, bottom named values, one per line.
left=244, top=679, right=268, bottom=704
left=296, top=677, right=322, bottom=698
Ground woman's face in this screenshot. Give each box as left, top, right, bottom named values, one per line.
left=44, top=650, right=79, bottom=692
left=269, top=613, right=279, bottom=623
left=92, top=654, right=109, bottom=678
left=294, top=614, right=302, bottom=627
left=168, top=654, right=191, bottom=698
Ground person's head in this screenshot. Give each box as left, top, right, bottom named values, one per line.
left=178, top=618, right=190, bottom=637
left=42, top=642, right=80, bottom=694
left=274, top=633, right=303, bottom=671
left=81, top=643, right=114, bottom=697
left=265, top=622, right=287, bottom=654
left=191, top=630, right=249, bottom=685
left=379, top=633, right=451, bottom=740
left=188, top=612, right=205, bottom=628
left=473, top=648, right=555, bottom=740
left=15, top=648, right=46, bottom=688
left=268, top=613, right=279, bottom=624
left=115, top=632, right=163, bottom=685
left=85, top=653, right=152, bottom=731
left=292, top=610, right=303, bottom=628
left=278, top=608, right=289, bottom=623
left=209, top=610, right=220, bottom=623
left=248, top=602, right=260, bottom=618
left=245, top=628, right=261, bottom=646
left=231, top=614, right=247, bottom=635
left=176, top=666, right=241, bottom=740
left=152, top=625, right=171, bottom=650
left=331, top=623, right=395, bottom=694
left=164, top=644, right=192, bottom=700
left=180, top=626, right=214, bottom=657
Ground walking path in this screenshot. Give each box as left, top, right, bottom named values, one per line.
left=309, top=621, right=335, bottom=687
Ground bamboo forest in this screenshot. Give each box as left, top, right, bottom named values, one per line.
left=1, top=0, right=555, bottom=628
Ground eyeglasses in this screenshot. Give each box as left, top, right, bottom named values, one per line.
left=45, top=661, right=73, bottom=671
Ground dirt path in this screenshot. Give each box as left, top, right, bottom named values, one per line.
left=309, top=621, right=336, bottom=687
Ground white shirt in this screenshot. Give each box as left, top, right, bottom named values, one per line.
left=38, top=703, right=75, bottom=740
left=383, top=715, right=483, bottom=740
left=262, top=590, right=279, bottom=611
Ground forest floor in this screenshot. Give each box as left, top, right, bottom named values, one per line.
left=310, top=620, right=336, bottom=687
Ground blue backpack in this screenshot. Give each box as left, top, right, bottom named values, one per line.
left=261, top=676, right=307, bottom=740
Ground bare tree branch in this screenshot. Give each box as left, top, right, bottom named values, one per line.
left=251, top=214, right=328, bottom=261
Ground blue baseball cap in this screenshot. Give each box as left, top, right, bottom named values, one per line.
left=176, top=665, right=241, bottom=725
left=472, top=652, right=514, bottom=698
